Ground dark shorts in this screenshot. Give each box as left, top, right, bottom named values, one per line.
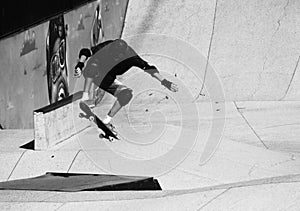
left=105, top=79, right=132, bottom=96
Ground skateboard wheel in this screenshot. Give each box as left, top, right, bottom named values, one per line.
left=89, top=116, right=95, bottom=121
left=99, top=134, right=104, bottom=139
left=79, top=113, right=83, bottom=118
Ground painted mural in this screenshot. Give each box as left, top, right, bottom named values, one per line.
left=90, top=0, right=105, bottom=47
left=20, top=30, right=37, bottom=56
left=46, top=15, right=69, bottom=104
left=0, top=0, right=129, bottom=129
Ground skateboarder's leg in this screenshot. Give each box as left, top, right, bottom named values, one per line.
left=82, top=84, right=96, bottom=108
left=82, top=82, right=97, bottom=108
left=89, top=83, right=95, bottom=100
left=94, top=87, right=105, bottom=106
left=81, top=77, right=95, bottom=107
left=103, top=100, right=122, bottom=124
left=103, top=80, right=133, bottom=124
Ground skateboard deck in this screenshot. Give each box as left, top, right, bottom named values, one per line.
left=79, top=101, right=119, bottom=141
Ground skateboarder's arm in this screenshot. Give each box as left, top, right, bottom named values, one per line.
left=82, top=77, right=93, bottom=100
left=74, top=55, right=88, bottom=77
left=152, top=72, right=179, bottom=92
left=151, top=72, right=164, bottom=82
left=131, top=55, right=179, bottom=92
left=143, top=65, right=179, bottom=92
left=75, top=47, right=92, bottom=77
left=79, top=55, right=87, bottom=63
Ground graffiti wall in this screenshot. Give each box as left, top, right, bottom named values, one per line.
left=0, top=0, right=129, bottom=129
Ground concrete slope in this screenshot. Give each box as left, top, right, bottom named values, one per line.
left=1, top=100, right=300, bottom=210
left=122, top=0, right=300, bottom=101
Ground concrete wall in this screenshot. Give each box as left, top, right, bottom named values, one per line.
left=122, top=0, right=300, bottom=101
left=0, top=0, right=129, bottom=129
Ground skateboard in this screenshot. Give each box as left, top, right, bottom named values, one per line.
left=79, top=101, right=119, bottom=142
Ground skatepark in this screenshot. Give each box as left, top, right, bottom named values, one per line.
left=0, top=0, right=300, bottom=210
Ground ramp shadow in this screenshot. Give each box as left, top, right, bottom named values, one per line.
left=19, top=140, right=35, bottom=150
left=0, top=172, right=162, bottom=191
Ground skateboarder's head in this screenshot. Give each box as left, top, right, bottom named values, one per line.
left=79, top=48, right=92, bottom=59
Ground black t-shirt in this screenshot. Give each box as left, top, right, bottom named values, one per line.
left=83, top=39, right=147, bottom=89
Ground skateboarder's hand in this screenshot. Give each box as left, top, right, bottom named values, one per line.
left=169, top=82, right=179, bottom=92
left=74, top=62, right=84, bottom=78
left=161, top=79, right=179, bottom=92
left=74, top=67, right=82, bottom=78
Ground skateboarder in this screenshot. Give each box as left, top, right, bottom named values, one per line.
left=74, top=39, right=178, bottom=130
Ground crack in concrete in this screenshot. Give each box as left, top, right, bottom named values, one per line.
left=195, top=0, right=218, bottom=100
left=233, top=102, right=269, bottom=149
left=264, top=122, right=300, bottom=129
left=250, top=55, right=269, bottom=99
left=280, top=55, right=300, bottom=100
left=274, top=0, right=290, bottom=36
left=250, top=80, right=261, bottom=100
left=262, top=56, right=268, bottom=71
left=248, top=163, right=259, bottom=176
left=6, top=151, right=26, bottom=181
left=197, top=188, right=230, bottom=210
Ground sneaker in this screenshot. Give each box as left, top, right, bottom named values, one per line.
left=105, top=123, right=117, bottom=135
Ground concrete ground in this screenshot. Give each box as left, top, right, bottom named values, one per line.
left=1, top=101, right=300, bottom=210
left=1, top=0, right=300, bottom=210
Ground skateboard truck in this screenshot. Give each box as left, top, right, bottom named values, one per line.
left=79, top=101, right=119, bottom=142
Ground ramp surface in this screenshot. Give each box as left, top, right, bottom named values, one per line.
left=0, top=172, right=161, bottom=192
left=122, top=0, right=300, bottom=101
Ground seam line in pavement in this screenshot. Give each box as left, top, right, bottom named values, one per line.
left=67, top=150, right=82, bottom=173
left=197, top=188, right=230, bottom=210
left=54, top=203, right=66, bottom=211
left=6, top=150, right=26, bottom=181
left=280, top=55, right=300, bottom=100
left=233, top=102, right=269, bottom=149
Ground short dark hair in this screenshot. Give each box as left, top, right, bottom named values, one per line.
left=79, top=48, right=92, bottom=58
